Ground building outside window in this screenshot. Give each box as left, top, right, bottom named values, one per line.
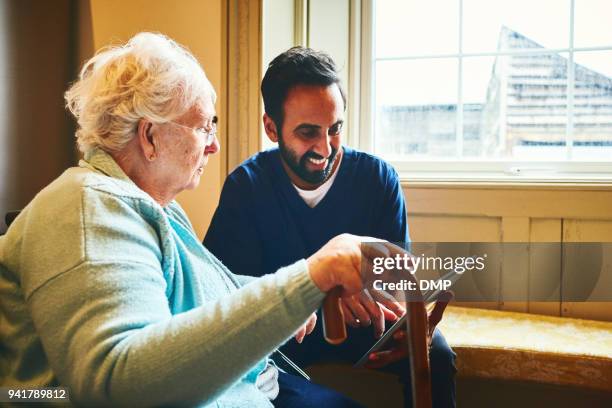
left=372, top=0, right=612, bottom=180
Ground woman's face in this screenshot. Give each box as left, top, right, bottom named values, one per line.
left=156, top=98, right=219, bottom=194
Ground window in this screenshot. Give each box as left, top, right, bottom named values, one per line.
left=368, top=0, right=612, bottom=181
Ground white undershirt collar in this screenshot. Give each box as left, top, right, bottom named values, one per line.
left=292, top=161, right=340, bottom=208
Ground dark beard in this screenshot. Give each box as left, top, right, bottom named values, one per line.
left=278, top=137, right=338, bottom=185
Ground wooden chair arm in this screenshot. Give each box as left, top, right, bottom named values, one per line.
left=406, top=300, right=432, bottom=408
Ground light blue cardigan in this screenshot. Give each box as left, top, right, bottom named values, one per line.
left=0, top=148, right=324, bottom=407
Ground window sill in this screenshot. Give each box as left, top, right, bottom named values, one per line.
left=392, top=160, right=612, bottom=190
left=399, top=173, right=612, bottom=190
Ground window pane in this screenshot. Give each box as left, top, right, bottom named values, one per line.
left=574, top=0, right=612, bottom=48
left=370, top=0, right=611, bottom=172
left=462, top=56, right=496, bottom=158
left=463, top=54, right=569, bottom=160
left=463, top=0, right=569, bottom=53
left=572, top=51, right=612, bottom=160
left=375, top=59, right=458, bottom=159
left=375, top=0, right=459, bottom=58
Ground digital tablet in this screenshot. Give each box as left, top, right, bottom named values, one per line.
left=354, top=270, right=461, bottom=367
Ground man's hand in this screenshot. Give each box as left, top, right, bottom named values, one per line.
left=364, top=290, right=454, bottom=369
left=341, top=290, right=405, bottom=338
left=308, top=234, right=413, bottom=341
left=294, top=313, right=317, bottom=343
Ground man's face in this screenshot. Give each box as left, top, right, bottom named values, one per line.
left=270, top=84, right=344, bottom=187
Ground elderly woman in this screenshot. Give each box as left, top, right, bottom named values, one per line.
left=0, top=33, right=373, bottom=407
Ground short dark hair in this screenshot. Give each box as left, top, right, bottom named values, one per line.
left=261, top=46, right=347, bottom=129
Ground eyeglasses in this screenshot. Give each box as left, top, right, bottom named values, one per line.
left=168, top=120, right=217, bottom=146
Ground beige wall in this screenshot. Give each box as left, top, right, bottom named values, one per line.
left=87, top=0, right=223, bottom=239
left=0, top=0, right=76, bottom=234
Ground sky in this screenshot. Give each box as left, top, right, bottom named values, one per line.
left=375, top=0, right=612, bottom=106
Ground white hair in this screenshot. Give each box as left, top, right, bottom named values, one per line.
left=65, top=32, right=215, bottom=154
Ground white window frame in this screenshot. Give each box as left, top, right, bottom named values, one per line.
left=358, top=0, right=612, bottom=184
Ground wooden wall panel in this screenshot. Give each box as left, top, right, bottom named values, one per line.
left=405, top=187, right=612, bottom=219
left=404, top=185, right=612, bottom=321
left=408, top=215, right=501, bottom=310
left=562, top=220, right=612, bottom=320
left=529, top=219, right=562, bottom=316
left=501, top=217, right=530, bottom=312
left=408, top=215, right=501, bottom=242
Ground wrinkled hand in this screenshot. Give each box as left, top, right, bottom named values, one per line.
left=294, top=312, right=317, bottom=344
left=364, top=290, right=454, bottom=369
left=308, top=235, right=411, bottom=297
left=341, top=289, right=405, bottom=338
left=307, top=234, right=367, bottom=296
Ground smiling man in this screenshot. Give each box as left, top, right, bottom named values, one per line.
left=204, top=47, right=456, bottom=407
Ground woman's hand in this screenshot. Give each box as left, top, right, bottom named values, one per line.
left=294, top=313, right=317, bottom=343
left=341, top=290, right=405, bottom=338
left=307, top=233, right=367, bottom=296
